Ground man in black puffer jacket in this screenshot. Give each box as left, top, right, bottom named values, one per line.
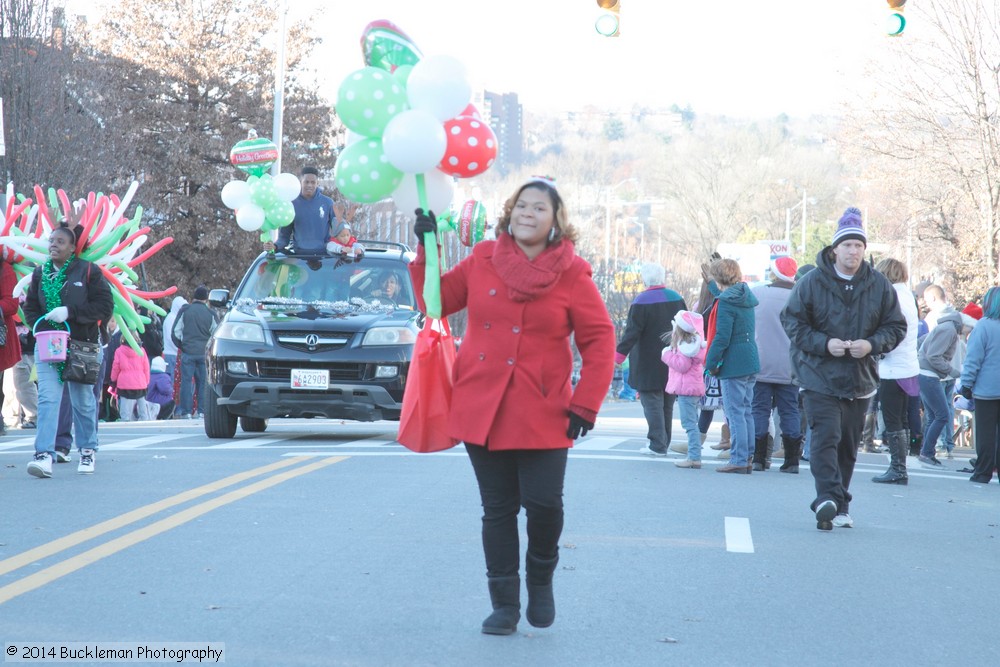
left=781, top=208, right=905, bottom=531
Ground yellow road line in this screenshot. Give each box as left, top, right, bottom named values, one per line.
left=0, top=455, right=347, bottom=606
left=0, top=456, right=310, bottom=577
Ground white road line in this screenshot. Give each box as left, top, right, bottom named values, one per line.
left=208, top=435, right=305, bottom=449
left=725, top=517, right=755, bottom=554
left=572, top=436, right=630, bottom=451
left=0, top=437, right=36, bottom=451
left=100, top=435, right=191, bottom=450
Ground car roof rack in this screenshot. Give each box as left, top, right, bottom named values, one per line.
left=355, top=240, right=413, bottom=254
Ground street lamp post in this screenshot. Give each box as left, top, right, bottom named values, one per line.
left=785, top=190, right=808, bottom=254
left=271, top=0, right=288, bottom=176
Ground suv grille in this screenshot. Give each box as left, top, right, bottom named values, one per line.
left=256, top=360, right=366, bottom=381
left=275, top=330, right=353, bottom=352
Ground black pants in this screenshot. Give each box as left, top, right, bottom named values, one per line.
left=465, top=443, right=568, bottom=578
left=877, top=379, right=909, bottom=433
left=971, top=399, right=1000, bottom=483
left=803, top=391, right=867, bottom=514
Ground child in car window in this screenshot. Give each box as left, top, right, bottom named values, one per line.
left=327, top=221, right=364, bottom=258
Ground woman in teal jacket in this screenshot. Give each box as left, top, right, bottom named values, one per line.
left=960, top=287, right=1000, bottom=484
left=705, top=258, right=760, bottom=473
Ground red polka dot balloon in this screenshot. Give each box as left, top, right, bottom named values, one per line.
left=438, top=115, right=497, bottom=178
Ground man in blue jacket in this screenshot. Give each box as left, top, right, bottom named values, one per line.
left=270, top=166, right=336, bottom=254
left=781, top=208, right=905, bottom=531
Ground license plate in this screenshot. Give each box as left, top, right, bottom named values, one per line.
left=290, top=368, right=329, bottom=390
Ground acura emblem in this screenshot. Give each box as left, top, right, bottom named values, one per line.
left=305, top=334, right=320, bottom=348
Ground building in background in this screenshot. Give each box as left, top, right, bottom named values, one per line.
left=482, top=90, right=523, bottom=170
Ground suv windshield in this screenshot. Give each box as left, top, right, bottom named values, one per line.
left=234, top=255, right=416, bottom=312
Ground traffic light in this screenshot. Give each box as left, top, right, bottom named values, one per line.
left=886, top=0, right=906, bottom=37
left=595, top=0, right=620, bottom=37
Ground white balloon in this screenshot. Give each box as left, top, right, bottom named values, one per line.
left=221, top=180, right=252, bottom=210
left=273, top=172, right=302, bottom=201
left=392, top=171, right=455, bottom=219
left=407, top=55, right=472, bottom=122
left=236, top=204, right=265, bottom=231
left=382, top=109, right=447, bottom=174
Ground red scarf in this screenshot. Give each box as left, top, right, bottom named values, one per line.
left=491, top=233, right=575, bottom=302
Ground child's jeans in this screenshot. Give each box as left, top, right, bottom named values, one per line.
left=677, top=395, right=702, bottom=461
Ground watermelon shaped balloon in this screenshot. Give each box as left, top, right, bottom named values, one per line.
left=230, top=130, right=279, bottom=177
left=361, top=19, right=423, bottom=72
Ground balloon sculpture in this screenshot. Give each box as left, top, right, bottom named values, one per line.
left=1, top=182, right=177, bottom=353
left=336, top=19, right=499, bottom=318
left=221, top=130, right=299, bottom=241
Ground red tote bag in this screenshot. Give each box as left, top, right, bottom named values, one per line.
left=397, top=318, right=460, bottom=452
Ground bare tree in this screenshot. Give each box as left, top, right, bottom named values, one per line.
left=843, top=0, right=1000, bottom=292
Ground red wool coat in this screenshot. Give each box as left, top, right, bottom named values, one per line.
left=0, top=261, right=23, bottom=372
left=410, top=240, right=615, bottom=450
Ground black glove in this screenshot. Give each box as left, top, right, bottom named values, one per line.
left=413, top=209, right=437, bottom=245
left=567, top=412, right=594, bottom=440
left=960, top=386, right=973, bottom=400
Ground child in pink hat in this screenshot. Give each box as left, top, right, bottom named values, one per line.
left=661, top=310, right=707, bottom=468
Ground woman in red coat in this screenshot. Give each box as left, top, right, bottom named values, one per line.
left=410, top=177, right=615, bottom=636
left=0, top=258, right=24, bottom=435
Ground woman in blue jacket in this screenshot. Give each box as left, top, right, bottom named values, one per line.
left=960, top=287, right=1000, bottom=484
left=704, top=258, right=760, bottom=473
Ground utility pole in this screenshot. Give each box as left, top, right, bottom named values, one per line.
left=271, top=0, right=288, bottom=176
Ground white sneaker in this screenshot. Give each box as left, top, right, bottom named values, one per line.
left=639, top=445, right=667, bottom=457
left=78, top=449, right=96, bottom=475
left=55, top=450, right=72, bottom=463
left=27, top=452, right=53, bottom=478
left=832, top=513, right=854, bottom=528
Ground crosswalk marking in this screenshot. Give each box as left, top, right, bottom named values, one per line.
left=101, top=435, right=190, bottom=450
left=725, top=517, right=755, bottom=553
left=0, top=437, right=36, bottom=451
left=208, top=435, right=305, bottom=449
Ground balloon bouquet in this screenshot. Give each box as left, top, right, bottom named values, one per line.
left=333, top=19, right=498, bottom=318
left=220, top=130, right=301, bottom=241
left=1, top=182, right=177, bottom=352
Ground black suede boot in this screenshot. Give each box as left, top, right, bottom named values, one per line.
left=752, top=436, right=769, bottom=472
left=482, top=576, right=521, bottom=635
left=525, top=553, right=558, bottom=628
left=872, top=430, right=909, bottom=485
left=779, top=435, right=802, bottom=473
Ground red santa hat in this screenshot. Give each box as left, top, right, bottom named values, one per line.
left=770, top=256, right=798, bottom=283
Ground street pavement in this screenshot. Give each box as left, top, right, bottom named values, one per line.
left=1, top=400, right=998, bottom=667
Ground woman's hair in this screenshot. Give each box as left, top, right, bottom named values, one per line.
left=495, top=181, right=579, bottom=244
left=710, top=258, right=741, bottom=287
left=875, top=257, right=907, bottom=284
left=982, top=286, right=1000, bottom=320
left=50, top=226, right=77, bottom=247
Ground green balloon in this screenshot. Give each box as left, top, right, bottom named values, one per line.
left=334, top=138, right=403, bottom=203
left=275, top=200, right=295, bottom=226
left=251, top=174, right=278, bottom=209
left=336, top=66, right=409, bottom=138
left=392, top=65, right=414, bottom=88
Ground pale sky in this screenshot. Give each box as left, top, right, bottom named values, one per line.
left=300, top=0, right=892, bottom=117
left=64, top=0, right=899, bottom=117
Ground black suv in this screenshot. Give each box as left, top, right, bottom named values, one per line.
left=203, top=244, right=422, bottom=438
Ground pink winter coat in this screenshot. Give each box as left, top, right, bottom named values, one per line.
left=662, top=339, right=706, bottom=397
left=111, top=344, right=150, bottom=391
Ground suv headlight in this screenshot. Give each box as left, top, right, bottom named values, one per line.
left=214, top=321, right=265, bottom=343
left=362, top=327, right=416, bottom=346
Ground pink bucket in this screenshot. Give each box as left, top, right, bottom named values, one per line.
left=33, top=320, right=70, bottom=363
